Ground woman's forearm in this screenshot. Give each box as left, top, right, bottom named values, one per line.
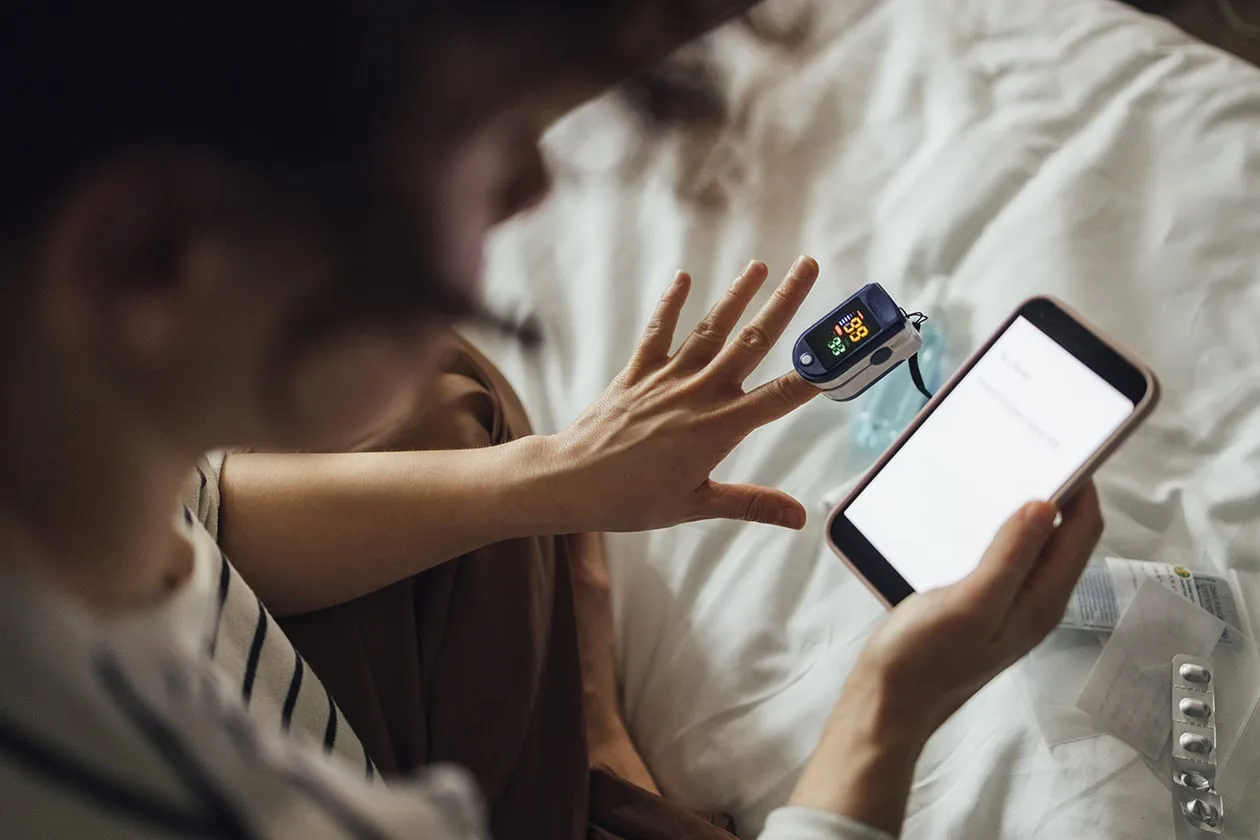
left=216, top=257, right=826, bottom=617
left=788, top=679, right=928, bottom=837
left=218, top=436, right=570, bottom=617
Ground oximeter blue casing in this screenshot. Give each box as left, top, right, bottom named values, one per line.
left=792, top=283, right=922, bottom=402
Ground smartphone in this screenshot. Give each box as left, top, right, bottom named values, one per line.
left=826, top=296, right=1159, bottom=607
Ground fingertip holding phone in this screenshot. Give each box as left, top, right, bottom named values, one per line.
left=821, top=295, right=1159, bottom=608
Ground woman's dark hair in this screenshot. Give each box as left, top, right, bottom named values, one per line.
left=0, top=0, right=785, bottom=345
left=0, top=1, right=750, bottom=239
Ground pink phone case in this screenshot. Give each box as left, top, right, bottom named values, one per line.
left=824, top=295, right=1161, bottom=608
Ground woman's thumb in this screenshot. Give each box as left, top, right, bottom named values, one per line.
left=961, top=502, right=1058, bottom=609
left=697, top=481, right=807, bottom=529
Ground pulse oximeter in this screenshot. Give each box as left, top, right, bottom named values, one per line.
left=792, top=283, right=923, bottom=401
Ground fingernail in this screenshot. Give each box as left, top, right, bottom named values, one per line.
left=791, top=254, right=815, bottom=274
left=743, top=258, right=759, bottom=273
left=779, top=507, right=807, bottom=529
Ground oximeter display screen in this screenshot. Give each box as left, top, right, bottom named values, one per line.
left=805, top=301, right=878, bottom=370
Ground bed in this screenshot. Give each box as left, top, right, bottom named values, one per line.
left=467, top=0, right=1260, bottom=836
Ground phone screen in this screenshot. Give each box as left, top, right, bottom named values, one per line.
left=844, top=315, right=1137, bottom=592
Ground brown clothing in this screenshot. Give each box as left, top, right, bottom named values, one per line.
left=278, top=339, right=736, bottom=840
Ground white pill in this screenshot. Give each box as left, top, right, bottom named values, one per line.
left=1180, top=663, right=1212, bottom=684
left=1180, top=732, right=1213, bottom=754
left=1180, top=697, right=1212, bottom=720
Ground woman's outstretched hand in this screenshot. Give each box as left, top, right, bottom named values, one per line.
left=545, top=256, right=821, bottom=533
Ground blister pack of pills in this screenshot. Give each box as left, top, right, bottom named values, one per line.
left=1172, top=654, right=1224, bottom=834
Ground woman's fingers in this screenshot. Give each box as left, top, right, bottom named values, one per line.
left=673, top=260, right=770, bottom=369
left=1006, top=483, right=1103, bottom=643
left=737, top=370, right=819, bottom=427
left=710, top=255, right=819, bottom=384
left=632, top=270, right=693, bottom=369
left=955, top=502, right=1057, bottom=622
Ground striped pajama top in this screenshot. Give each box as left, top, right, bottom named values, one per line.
left=182, top=453, right=370, bottom=777
left=0, top=453, right=886, bottom=840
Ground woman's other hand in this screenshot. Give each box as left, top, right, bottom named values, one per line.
left=789, top=484, right=1103, bottom=835
left=855, top=484, right=1102, bottom=739
left=546, top=256, right=820, bottom=533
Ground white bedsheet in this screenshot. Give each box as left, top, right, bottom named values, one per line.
left=468, top=0, right=1260, bottom=836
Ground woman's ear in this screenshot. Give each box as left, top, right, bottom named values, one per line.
left=39, top=155, right=238, bottom=374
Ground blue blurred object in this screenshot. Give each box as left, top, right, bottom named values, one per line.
left=850, top=317, right=950, bottom=466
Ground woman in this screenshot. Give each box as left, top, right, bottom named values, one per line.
left=204, top=255, right=1101, bottom=840
left=0, top=1, right=1101, bottom=838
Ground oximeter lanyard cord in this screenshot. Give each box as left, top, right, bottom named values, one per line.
left=903, top=310, right=934, bottom=402
left=908, top=354, right=933, bottom=402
